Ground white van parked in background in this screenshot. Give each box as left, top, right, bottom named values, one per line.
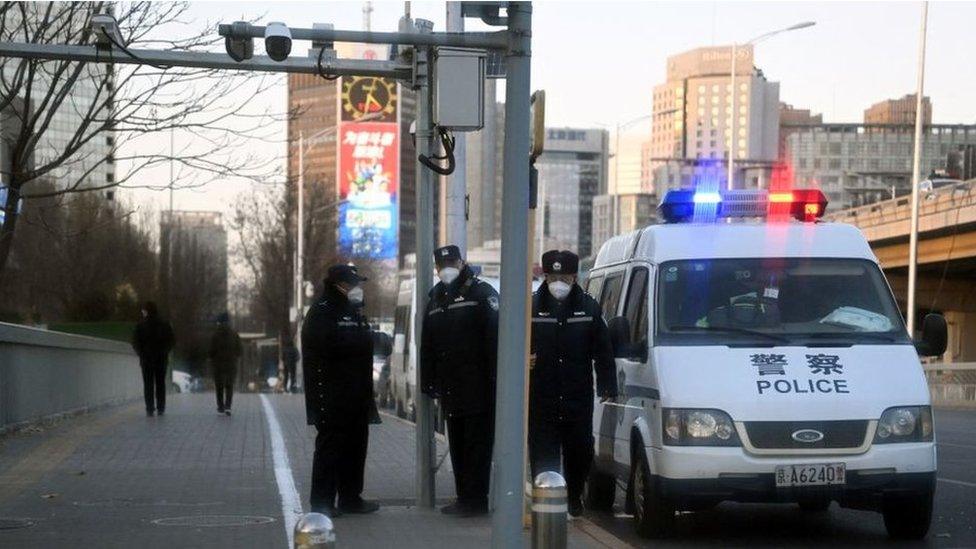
left=583, top=189, right=947, bottom=540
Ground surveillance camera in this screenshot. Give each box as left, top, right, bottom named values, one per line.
left=225, top=21, right=254, bottom=62
left=91, top=14, right=123, bottom=50
left=264, top=22, right=292, bottom=62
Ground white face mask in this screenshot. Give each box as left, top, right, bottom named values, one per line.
left=345, top=286, right=364, bottom=305
left=438, top=267, right=460, bottom=284
left=549, top=281, right=572, bottom=300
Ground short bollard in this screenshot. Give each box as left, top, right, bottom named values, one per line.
left=532, top=471, right=568, bottom=549
left=294, top=513, right=336, bottom=549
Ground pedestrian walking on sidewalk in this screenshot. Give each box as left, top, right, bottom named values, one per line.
left=131, top=301, right=175, bottom=417
left=302, top=264, right=380, bottom=518
left=280, top=332, right=300, bottom=393
left=420, top=245, right=499, bottom=517
left=529, top=250, right=616, bottom=517
left=209, top=312, right=242, bottom=416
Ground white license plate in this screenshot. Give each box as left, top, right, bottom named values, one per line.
left=775, top=463, right=846, bottom=487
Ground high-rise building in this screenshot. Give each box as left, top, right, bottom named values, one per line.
left=591, top=193, right=657, bottom=256
left=864, top=94, right=932, bottom=126
left=160, top=211, right=228, bottom=322
left=0, top=3, right=114, bottom=192
left=782, top=124, right=976, bottom=209
left=535, top=127, right=609, bottom=258
left=286, top=44, right=418, bottom=317
left=648, top=45, right=780, bottom=192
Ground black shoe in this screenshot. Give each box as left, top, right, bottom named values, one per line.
left=217, top=408, right=225, bottom=415
left=156, top=410, right=164, bottom=417
left=224, top=409, right=232, bottom=416
left=312, top=506, right=342, bottom=518
left=146, top=410, right=155, bottom=417
left=568, top=497, right=583, bottom=518
left=440, top=502, right=465, bottom=515
left=338, top=498, right=379, bottom=514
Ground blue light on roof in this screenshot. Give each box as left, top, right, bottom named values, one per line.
left=692, top=192, right=721, bottom=204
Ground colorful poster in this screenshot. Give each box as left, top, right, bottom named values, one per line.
left=337, top=122, right=399, bottom=259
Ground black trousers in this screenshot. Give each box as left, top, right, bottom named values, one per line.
left=311, top=416, right=369, bottom=510
left=528, top=416, right=594, bottom=502
left=446, top=412, right=494, bottom=506
left=140, top=361, right=167, bottom=413
left=215, top=367, right=235, bottom=411
left=282, top=363, right=297, bottom=392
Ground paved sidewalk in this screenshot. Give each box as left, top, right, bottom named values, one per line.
left=0, top=393, right=626, bottom=548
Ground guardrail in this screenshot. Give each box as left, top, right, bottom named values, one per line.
left=924, top=362, right=976, bottom=408
left=0, top=321, right=142, bottom=433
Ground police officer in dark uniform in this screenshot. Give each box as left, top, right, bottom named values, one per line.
left=421, top=245, right=499, bottom=517
left=529, top=250, right=616, bottom=517
left=302, top=264, right=379, bottom=518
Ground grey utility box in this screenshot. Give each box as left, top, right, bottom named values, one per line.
left=433, top=47, right=486, bottom=131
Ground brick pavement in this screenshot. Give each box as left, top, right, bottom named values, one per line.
left=0, top=393, right=625, bottom=548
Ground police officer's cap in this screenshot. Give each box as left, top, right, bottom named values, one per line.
left=434, top=245, right=462, bottom=267
left=326, top=264, right=368, bottom=285
left=542, top=249, right=579, bottom=275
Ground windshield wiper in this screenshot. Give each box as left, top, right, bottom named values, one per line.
left=667, top=325, right=791, bottom=344
left=805, top=332, right=900, bottom=343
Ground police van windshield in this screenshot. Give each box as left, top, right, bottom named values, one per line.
left=657, top=258, right=910, bottom=346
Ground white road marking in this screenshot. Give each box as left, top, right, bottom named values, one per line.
left=938, top=477, right=976, bottom=488
left=260, top=394, right=303, bottom=548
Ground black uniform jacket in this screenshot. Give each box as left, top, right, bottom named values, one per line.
left=132, top=315, right=175, bottom=367
left=209, top=326, right=242, bottom=373
left=420, top=265, right=499, bottom=418
left=530, top=282, right=616, bottom=423
left=302, top=286, right=374, bottom=425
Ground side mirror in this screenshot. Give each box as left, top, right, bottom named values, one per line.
left=915, top=313, right=947, bottom=357
left=607, top=316, right=631, bottom=358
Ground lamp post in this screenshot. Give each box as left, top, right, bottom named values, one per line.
left=611, top=113, right=652, bottom=234
left=906, top=2, right=929, bottom=336
left=727, top=21, right=815, bottom=190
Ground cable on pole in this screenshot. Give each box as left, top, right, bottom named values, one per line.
left=418, top=126, right=456, bottom=175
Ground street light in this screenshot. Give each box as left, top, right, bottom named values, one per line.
left=906, top=2, right=929, bottom=336
left=609, top=114, right=652, bottom=234
left=727, top=21, right=815, bottom=190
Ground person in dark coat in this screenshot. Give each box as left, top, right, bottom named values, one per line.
left=131, top=301, right=175, bottom=417
left=302, top=264, right=379, bottom=518
left=420, top=245, right=499, bottom=516
left=209, top=312, right=242, bottom=416
left=280, top=332, right=299, bottom=393
left=529, top=250, right=616, bottom=516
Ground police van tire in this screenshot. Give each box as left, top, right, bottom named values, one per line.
left=882, top=489, right=933, bottom=540
left=584, top=469, right=615, bottom=511
left=632, top=453, right=675, bottom=538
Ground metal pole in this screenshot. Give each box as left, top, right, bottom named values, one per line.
left=727, top=42, right=737, bottom=191
left=531, top=472, right=568, bottom=549
left=445, top=1, right=468, bottom=254
left=413, top=37, right=437, bottom=509
left=907, top=1, right=929, bottom=336
left=296, top=132, right=305, bottom=386
left=492, top=3, right=532, bottom=547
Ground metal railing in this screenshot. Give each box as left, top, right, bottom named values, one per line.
left=924, top=362, right=976, bottom=407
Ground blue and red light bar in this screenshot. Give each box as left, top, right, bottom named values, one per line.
left=659, top=189, right=828, bottom=223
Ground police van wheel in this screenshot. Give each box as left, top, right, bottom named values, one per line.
left=584, top=469, right=615, bottom=512
left=882, top=489, right=934, bottom=540
left=632, top=453, right=675, bottom=538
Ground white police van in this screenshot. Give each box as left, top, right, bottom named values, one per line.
left=583, top=188, right=946, bottom=540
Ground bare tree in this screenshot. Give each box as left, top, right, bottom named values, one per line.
left=0, top=2, right=281, bottom=279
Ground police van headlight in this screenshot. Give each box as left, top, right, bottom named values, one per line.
left=663, top=408, right=740, bottom=446
left=874, top=406, right=933, bottom=443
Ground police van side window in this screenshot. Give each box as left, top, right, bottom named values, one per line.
left=623, top=267, right=649, bottom=348
left=599, top=273, right=624, bottom=320
left=586, top=274, right=604, bottom=300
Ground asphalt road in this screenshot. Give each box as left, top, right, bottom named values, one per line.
left=587, top=407, right=976, bottom=548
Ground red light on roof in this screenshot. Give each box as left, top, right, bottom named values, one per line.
left=768, top=192, right=794, bottom=203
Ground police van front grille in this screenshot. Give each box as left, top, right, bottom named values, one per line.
left=743, top=420, right=869, bottom=450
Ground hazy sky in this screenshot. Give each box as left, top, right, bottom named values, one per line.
left=126, top=1, right=976, bottom=219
